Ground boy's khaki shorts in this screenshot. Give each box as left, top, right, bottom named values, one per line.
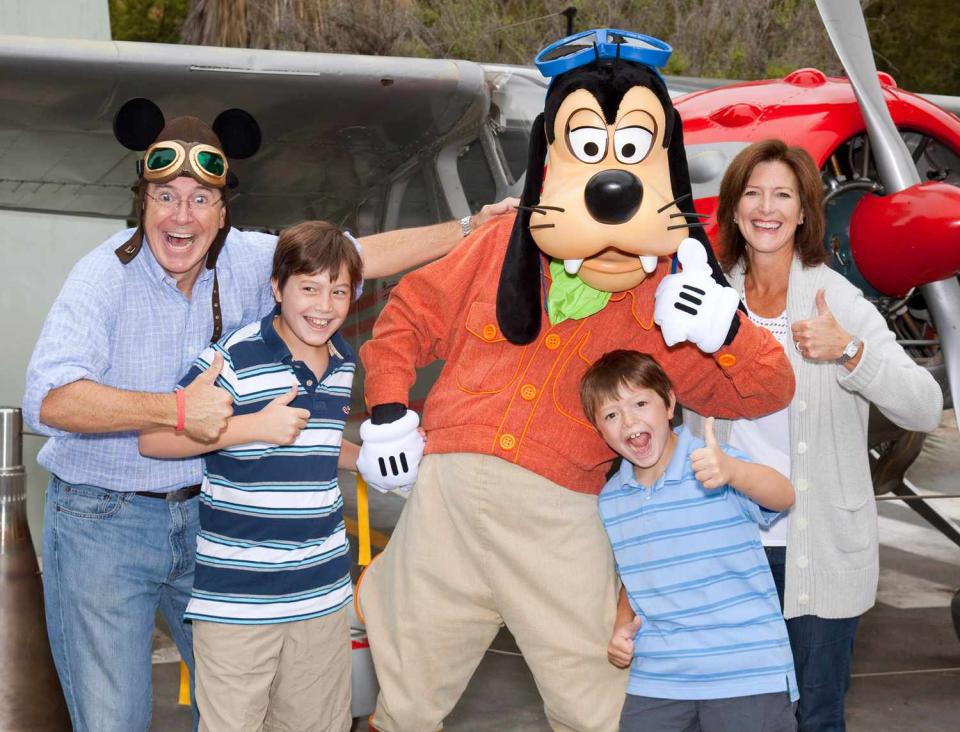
left=193, top=607, right=351, bottom=732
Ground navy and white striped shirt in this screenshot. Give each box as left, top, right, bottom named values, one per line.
left=600, top=426, right=798, bottom=701
left=181, top=314, right=354, bottom=624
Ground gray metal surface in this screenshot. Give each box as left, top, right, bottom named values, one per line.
left=0, top=407, right=70, bottom=729
left=0, top=408, right=22, bottom=471
left=0, top=35, right=489, bottom=228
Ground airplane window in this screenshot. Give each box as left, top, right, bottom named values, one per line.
left=396, top=166, right=438, bottom=228
left=484, top=67, right=545, bottom=186
left=497, top=127, right=530, bottom=182
left=457, top=139, right=497, bottom=213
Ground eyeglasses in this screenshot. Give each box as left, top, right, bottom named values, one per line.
left=144, top=189, right=223, bottom=211
left=142, top=141, right=228, bottom=187
left=535, top=29, right=672, bottom=81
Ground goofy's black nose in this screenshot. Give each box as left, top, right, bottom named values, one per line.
left=584, top=170, right=643, bottom=224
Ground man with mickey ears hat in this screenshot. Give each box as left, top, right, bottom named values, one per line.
left=355, top=30, right=795, bottom=731
left=23, top=98, right=513, bottom=732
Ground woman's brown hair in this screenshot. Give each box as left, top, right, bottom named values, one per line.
left=716, top=139, right=827, bottom=273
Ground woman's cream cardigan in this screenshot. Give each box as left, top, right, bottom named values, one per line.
left=684, top=256, right=942, bottom=619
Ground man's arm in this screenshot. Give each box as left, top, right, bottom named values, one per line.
left=357, top=198, right=517, bottom=279
left=41, top=353, right=234, bottom=443
left=140, top=382, right=309, bottom=458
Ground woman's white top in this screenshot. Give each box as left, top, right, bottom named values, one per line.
left=728, top=297, right=791, bottom=546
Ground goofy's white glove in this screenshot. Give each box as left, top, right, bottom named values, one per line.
left=357, top=409, right=425, bottom=496
left=654, top=238, right=739, bottom=354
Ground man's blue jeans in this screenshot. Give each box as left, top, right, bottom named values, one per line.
left=765, top=546, right=860, bottom=732
left=42, top=476, right=199, bottom=732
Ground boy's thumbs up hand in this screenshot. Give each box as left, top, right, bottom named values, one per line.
left=690, top=417, right=733, bottom=490
left=608, top=614, right=642, bottom=668
left=257, top=383, right=310, bottom=445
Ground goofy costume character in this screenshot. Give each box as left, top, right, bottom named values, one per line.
left=356, top=31, right=795, bottom=731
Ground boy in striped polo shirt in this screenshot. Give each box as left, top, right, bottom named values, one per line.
left=580, top=350, right=798, bottom=732
left=140, top=221, right=361, bottom=731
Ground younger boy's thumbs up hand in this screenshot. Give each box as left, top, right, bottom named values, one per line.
left=257, top=383, right=310, bottom=445
left=608, top=615, right=642, bottom=669
left=690, top=417, right=733, bottom=489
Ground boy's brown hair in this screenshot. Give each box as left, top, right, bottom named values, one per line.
left=580, top=350, right=674, bottom=426
left=272, top=220, right=363, bottom=292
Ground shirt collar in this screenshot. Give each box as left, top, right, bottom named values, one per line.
left=615, top=425, right=694, bottom=493
left=260, top=310, right=348, bottom=365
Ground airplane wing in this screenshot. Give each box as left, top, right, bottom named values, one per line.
left=0, top=34, right=489, bottom=228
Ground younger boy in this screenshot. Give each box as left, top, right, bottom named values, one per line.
left=580, top=349, right=798, bottom=732
left=140, top=220, right=362, bottom=732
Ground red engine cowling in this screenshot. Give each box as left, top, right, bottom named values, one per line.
left=850, top=182, right=960, bottom=296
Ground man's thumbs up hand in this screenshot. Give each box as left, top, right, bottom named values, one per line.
left=181, top=352, right=233, bottom=442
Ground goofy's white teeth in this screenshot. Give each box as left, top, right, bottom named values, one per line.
left=564, top=258, right=584, bottom=275
left=639, top=255, right=658, bottom=273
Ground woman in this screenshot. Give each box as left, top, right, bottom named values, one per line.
left=683, top=139, right=942, bottom=732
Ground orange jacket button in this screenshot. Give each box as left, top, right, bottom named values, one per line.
left=545, top=334, right=561, bottom=350
left=717, top=353, right=737, bottom=368
left=520, top=384, right=537, bottom=400
left=499, top=433, right=516, bottom=450
left=482, top=324, right=497, bottom=341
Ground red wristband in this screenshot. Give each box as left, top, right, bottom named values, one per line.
left=175, top=389, right=186, bottom=432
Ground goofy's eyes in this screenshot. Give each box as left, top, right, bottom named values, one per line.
left=567, top=126, right=608, bottom=164
left=614, top=126, right=654, bottom=164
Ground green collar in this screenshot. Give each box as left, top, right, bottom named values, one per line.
left=546, top=259, right=611, bottom=325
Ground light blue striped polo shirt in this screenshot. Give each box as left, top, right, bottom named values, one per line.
left=599, top=425, right=798, bottom=702
left=180, top=313, right=354, bottom=624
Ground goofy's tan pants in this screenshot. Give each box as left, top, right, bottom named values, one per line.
left=357, top=453, right=628, bottom=732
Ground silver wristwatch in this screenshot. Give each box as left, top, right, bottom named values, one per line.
left=837, top=337, right=861, bottom=365
left=459, top=215, right=472, bottom=237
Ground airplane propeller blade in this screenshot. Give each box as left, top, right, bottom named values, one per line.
left=816, top=0, right=960, bottom=429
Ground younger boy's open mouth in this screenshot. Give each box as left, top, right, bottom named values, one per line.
left=626, top=430, right=652, bottom=454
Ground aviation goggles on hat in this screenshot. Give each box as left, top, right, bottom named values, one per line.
left=535, top=29, right=672, bottom=81
left=138, top=140, right=228, bottom=188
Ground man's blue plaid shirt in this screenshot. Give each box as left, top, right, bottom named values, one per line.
left=24, top=227, right=278, bottom=492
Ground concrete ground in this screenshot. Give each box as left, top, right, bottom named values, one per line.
left=150, top=412, right=960, bottom=731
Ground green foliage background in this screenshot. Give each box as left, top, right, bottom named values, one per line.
left=108, top=1, right=958, bottom=94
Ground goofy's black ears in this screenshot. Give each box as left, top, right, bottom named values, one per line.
left=112, top=97, right=262, bottom=159
left=497, top=113, right=549, bottom=345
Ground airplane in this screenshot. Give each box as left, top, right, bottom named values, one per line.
left=1, top=0, right=959, bottom=718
